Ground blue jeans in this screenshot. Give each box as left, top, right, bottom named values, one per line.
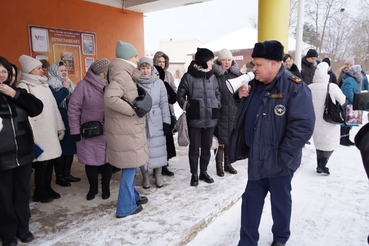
left=116, top=168, right=142, bottom=217
left=239, top=173, right=293, bottom=246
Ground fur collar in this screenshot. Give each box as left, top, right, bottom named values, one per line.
left=212, top=59, right=240, bottom=77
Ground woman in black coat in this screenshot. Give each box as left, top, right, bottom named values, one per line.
left=0, top=56, right=43, bottom=246
left=212, top=48, right=241, bottom=176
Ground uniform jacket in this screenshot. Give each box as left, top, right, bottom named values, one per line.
left=342, top=73, right=361, bottom=104
left=68, top=68, right=108, bottom=166
left=0, top=88, right=43, bottom=171
left=137, top=67, right=171, bottom=170
left=309, top=72, right=346, bottom=151
left=212, top=59, right=241, bottom=144
left=355, top=122, right=369, bottom=179
left=301, top=56, right=317, bottom=85
left=153, top=51, right=177, bottom=115
left=229, top=67, right=315, bottom=180
left=104, top=58, right=149, bottom=169
left=176, top=61, right=221, bottom=128
left=18, top=74, right=65, bottom=162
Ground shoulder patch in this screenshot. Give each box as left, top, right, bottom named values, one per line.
left=289, top=75, right=302, bottom=83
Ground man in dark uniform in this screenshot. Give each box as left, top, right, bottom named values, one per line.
left=228, top=40, right=315, bottom=246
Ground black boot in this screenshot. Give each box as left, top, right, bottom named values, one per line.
left=340, top=126, right=351, bottom=147
left=215, top=146, right=224, bottom=177
left=190, top=173, right=198, bottom=186
left=162, top=165, right=174, bottom=176
left=317, top=157, right=330, bottom=175
left=44, top=161, right=60, bottom=199
left=199, top=170, right=214, bottom=183
left=85, top=165, right=98, bottom=200
left=33, top=162, right=54, bottom=203
left=54, top=157, right=71, bottom=187
left=100, top=163, right=113, bottom=200
left=64, top=155, right=81, bottom=182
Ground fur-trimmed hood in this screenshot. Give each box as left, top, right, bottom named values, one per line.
left=212, top=59, right=241, bottom=77
left=153, top=51, right=170, bottom=71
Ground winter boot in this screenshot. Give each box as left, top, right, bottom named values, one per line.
left=340, top=126, right=351, bottom=146
left=140, top=167, right=150, bottom=189
left=317, top=157, right=330, bottom=175
left=223, top=145, right=237, bottom=174
left=154, top=167, right=164, bottom=188
left=33, top=162, right=54, bottom=203
left=100, top=163, right=113, bottom=200
left=54, top=157, right=71, bottom=187
left=64, top=155, right=81, bottom=182
left=215, top=145, right=224, bottom=177
left=85, top=165, right=98, bottom=200
left=162, top=165, right=174, bottom=176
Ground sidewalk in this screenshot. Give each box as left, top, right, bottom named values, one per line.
left=26, top=143, right=247, bottom=246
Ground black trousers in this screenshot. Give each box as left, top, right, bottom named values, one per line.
left=188, top=126, right=215, bottom=174
left=0, top=163, right=32, bottom=241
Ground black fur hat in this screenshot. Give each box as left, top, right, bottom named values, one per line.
left=195, top=48, right=214, bottom=69
left=251, top=40, right=284, bottom=61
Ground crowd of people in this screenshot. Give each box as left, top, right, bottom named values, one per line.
left=1, top=39, right=369, bottom=246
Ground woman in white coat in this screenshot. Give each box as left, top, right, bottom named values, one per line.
left=309, top=62, right=346, bottom=175
left=137, top=57, right=171, bottom=189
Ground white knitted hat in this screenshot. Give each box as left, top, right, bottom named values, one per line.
left=19, top=55, right=42, bottom=74
left=217, top=48, right=233, bottom=61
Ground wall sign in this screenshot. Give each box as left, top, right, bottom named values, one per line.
left=28, top=25, right=97, bottom=84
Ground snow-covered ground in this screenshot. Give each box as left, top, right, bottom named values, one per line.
left=187, top=117, right=369, bottom=246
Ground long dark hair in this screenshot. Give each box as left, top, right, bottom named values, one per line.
left=0, top=56, right=13, bottom=84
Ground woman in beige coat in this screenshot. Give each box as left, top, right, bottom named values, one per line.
left=104, top=41, right=149, bottom=218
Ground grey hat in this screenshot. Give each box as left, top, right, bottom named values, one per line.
left=217, top=48, right=233, bottom=61
left=349, top=65, right=362, bottom=74
left=19, top=55, right=42, bottom=74
left=91, top=58, right=110, bottom=75
left=138, top=57, right=153, bottom=68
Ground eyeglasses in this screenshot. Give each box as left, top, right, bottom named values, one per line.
left=0, top=70, right=8, bottom=74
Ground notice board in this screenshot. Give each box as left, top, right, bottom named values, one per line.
left=28, top=25, right=97, bottom=84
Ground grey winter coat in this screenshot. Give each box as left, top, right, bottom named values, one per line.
left=138, top=67, right=171, bottom=170
left=212, top=59, right=241, bottom=144
left=177, top=61, right=221, bottom=128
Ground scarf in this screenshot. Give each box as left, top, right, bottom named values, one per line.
left=137, top=66, right=158, bottom=85
left=20, top=73, right=49, bottom=88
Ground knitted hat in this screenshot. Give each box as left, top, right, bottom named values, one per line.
left=91, top=58, right=110, bottom=75
left=345, top=57, right=355, bottom=66
left=19, top=55, right=42, bottom=73
left=138, top=57, right=153, bottom=69
left=195, top=48, right=214, bottom=69
left=251, top=40, right=284, bottom=61
left=306, top=49, right=318, bottom=58
left=116, top=41, right=138, bottom=60
left=322, top=57, right=331, bottom=67
left=217, top=48, right=233, bottom=61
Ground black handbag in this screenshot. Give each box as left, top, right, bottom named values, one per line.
left=121, top=84, right=152, bottom=118
left=80, top=121, right=104, bottom=138
left=323, top=83, right=347, bottom=126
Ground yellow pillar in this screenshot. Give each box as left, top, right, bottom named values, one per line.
left=258, top=0, right=290, bottom=53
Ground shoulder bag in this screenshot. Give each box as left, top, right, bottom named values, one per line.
left=323, top=82, right=346, bottom=126
left=176, top=101, right=190, bottom=146
left=121, top=84, right=152, bottom=118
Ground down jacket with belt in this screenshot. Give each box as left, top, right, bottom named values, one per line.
left=176, top=61, right=221, bottom=128
left=104, top=58, right=149, bottom=169
left=229, top=66, right=315, bottom=181
left=0, top=88, right=43, bottom=171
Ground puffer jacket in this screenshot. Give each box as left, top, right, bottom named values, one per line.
left=229, top=66, right=315, bottom=181
left=104, top=58, right=149, bottom=169
left=176, top=61, right=221, bottom=128
left=68, top=67, right=108, bottom=166
left=301, top=56, right=317, bottom=85
left=137, top=67, right=171, bottom=170
left=342, top=73, right=361, bottom=104
left=0, top=88, right=43, bottom=171
left=212, top=59, right=241, bottom=144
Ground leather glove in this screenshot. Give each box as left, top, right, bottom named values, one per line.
left=163, top=123, right=171, bottom=135
left=58, top=130, right=65, bottom=141
left=71, top=134, right=81, bottom=142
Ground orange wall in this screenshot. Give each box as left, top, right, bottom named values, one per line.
left=0, top=0, right=144, bottom=67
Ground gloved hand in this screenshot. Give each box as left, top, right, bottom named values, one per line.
left=71, top=134, right=81, bottom=142
left=58, top=130, right=65, bottom=141
left=163, top=123, right=171, bottom=135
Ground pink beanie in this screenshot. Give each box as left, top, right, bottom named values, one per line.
left=345, top=57, right=355, bottom=66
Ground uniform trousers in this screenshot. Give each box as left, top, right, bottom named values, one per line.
left=239, top=173, right=293, bottom=246
left=0, top=163, right=32, bottom=241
